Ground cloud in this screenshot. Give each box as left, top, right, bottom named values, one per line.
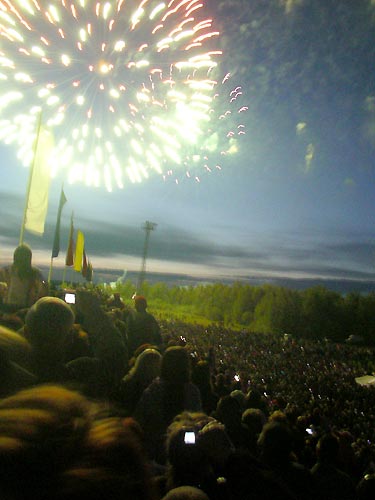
left=81, top=225, right=375, bottom=282
left=0, top=191, right=24, bottom=235
left=63, top=219, right=263, bottom=265
left=282, top=0, right=303, bottom=14
left=1, top=187, right=375, bottom=284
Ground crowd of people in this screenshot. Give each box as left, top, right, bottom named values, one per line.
left=1, top=245, right=375, bottom=499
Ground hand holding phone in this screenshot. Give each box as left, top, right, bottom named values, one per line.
left=184, top=431, right=196, bottom=445
left=64, top=292, right=76, bottom=304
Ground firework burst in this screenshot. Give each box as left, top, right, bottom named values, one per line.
left=0, top=0, right=247, bottom=190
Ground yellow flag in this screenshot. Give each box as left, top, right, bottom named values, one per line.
left=74, top=230, right=85, bottom=272
left=24, top=126, right=54, bottom=235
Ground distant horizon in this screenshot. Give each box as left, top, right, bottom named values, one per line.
left=37, top=265, right=375, bottom=295
left=2, top=240, right=375, bottom=296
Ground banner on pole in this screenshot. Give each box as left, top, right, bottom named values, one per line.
left=82, top=249, right=88, bottom=277
left=65, top=214, right=74, bottom=267
left=74, top=230, right=84, bottom=272
left=24, top=127, right=53, bottom=235
left=52, top=188, right=67, bottom=258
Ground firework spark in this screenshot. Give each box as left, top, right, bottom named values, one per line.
left=0, top=0, right=246, bottom=190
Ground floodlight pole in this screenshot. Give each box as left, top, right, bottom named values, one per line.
left=136, top=220, right=157, bottom=293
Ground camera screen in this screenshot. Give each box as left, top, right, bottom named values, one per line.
left=64, top=293, right=76, bottom=304
left=184, top=431, right=196, bottom=444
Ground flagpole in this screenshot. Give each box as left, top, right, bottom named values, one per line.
left=48, top=257, right=54, bottom=284
left=62, top=266, right=67, bottom=286
left=19, top=112, right=43, bottom=245
left=49, top=185, right=67, bottom=286
left=64, top=211, right=74, bottom=286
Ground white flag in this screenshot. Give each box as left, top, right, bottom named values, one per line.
left=24, top=127, right=53, bottom=235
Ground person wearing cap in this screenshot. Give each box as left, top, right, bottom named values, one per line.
left=126, top=295, right=162, bottom=356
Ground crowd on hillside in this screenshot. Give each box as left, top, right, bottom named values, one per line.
left=1, top=245, right=375, bottom=499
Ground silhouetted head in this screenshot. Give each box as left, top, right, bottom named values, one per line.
left=162, top=486, right=209, bottom=500
left=198, top=420, right=234, bottom=469
left=230, top=390, right=246, bottom=409
left=316, top=433, right=340, bottom=463
left=14, top=244, right=32, bottom=265
left=134, top=295, right=147, bottom=312
left=191, top=361, right=211, bottom=388
left=242, top=408, right=266, bottom=435
left=13, top=244, right=33, bottom=277
left=0, top=326, right=35, bottom=397
left=0, top=325, right=31, bottom=366
left=129, top=348, right=162, bottom=383
left=357, top=473, right=375, bottom=500
left=257, top=421, right=294, bottom=463
left=161, top=346, right=191, bottom=385
left=216, top=395, right=242, bottom=426
left=0, top=385, right=154, bottom=500
left=25, top=296, right=74, bottom=352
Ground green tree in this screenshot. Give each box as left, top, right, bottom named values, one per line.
left=301, top=286, right=344, bottom=341
left=231, top=283, right=265, bottom=326
left=251, top=286, right=302, bottom=334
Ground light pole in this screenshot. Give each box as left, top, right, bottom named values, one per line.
left=136, top=220, right=157, bottom=293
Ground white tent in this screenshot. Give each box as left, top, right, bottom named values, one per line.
left=355, top=375, right=375, bottom=387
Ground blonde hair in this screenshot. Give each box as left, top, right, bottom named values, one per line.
left=127, top=348, right=162, bottom=383
left=0, top=385, right=154, bottom=500
left=0, top=325, right=31, bottom=364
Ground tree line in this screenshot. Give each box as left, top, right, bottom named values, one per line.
left=113, top=281, right=375, bottom=343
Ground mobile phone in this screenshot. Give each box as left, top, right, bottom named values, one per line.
left=184, top=431, right=196, bottom=445
left=64, top=292, right=76, bottom=304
